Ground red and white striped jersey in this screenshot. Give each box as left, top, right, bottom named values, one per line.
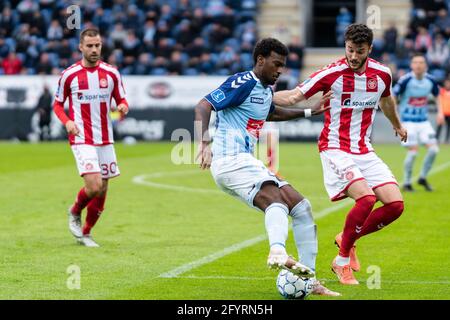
left=55, top=60, right=127, bottom=145
left=298, top=57, right=392, bottom=154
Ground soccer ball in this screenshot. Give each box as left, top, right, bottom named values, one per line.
left=276, top=269, right=314, bottom=299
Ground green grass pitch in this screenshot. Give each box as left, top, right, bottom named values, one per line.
left=0, top=142, right=449, bottom=300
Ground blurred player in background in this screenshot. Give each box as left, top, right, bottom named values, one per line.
left=53, top=28, right=129, bottom=247
left=436, top=78, right=450, bottom=144
left=196, top=38, right=340, bottom=296
left=273, top=24, right=407, bottom=285
left=393, top=53, right=443, bottom=192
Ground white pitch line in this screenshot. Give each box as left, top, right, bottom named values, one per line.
left=177, top=275, right=450, bottom=285
left=132, top=170, right=223, bottom=194
left=158, top=160, right=450, bottom=279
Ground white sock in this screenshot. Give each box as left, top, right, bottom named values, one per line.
left=335, top=255, right=350, bottom=266
left=289, top=199, right=317, bottom=272
left=265, top=203, right=289, bottom=253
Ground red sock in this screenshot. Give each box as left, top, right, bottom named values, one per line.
left=71, top=188, right=92, bottom=215
left=82, top=194, right=106, bottom=235
left=340, top=195, right=377, bottom=257
left=357, top=201, right=404, bottom=239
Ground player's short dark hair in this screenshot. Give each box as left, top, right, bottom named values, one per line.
left=344, top=23, right=373, bottom=46
left=80, top=28, right=100, bottom=43
left=411, top=52, right=426, bottom=60
left=253, top=38, right=289, bottom=64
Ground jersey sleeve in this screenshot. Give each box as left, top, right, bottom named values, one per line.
left=427, top=76, right=440, bottom=97
left=111, top=68, right=128, bottom=107
left=204, top=74, right=256, bottom=111
left=54, top=72, right=70, bottom=103
left=381, top=68, right=392, bottom=97
left=392, top=74, right=410, bottom=97
left=297, top=72, right=329, bottom=99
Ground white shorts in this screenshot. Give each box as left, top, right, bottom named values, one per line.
left=210, top=153, right=289, bottom=209
left=401, top=121, right=437, bottom=147
left=320, top=149, right=398, bottom=201
left=71, top=144, right=120, bottom=179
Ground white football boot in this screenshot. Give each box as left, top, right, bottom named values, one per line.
left=79, top=234, right=100, bottom=247
left=267, top=248, right=315, bottom=278
left=68, top=207, right=83, bottom=239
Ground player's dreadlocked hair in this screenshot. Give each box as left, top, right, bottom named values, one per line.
left=344, top=24, right=373, bottom=46
left=253, top=38, right=289, bottom=64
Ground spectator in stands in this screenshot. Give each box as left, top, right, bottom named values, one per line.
left=36, top=53, right=53, bottom=75
left=0, top=6, right=15, bottom=38
left=110, top=23, right=128, bottom=47
left=2, top=52, right=22, bottom=75
left=47, top=20, right=64, bottom=41
left=167, top=51, right=184, bottom=75
left=415, top=26, right=432, bottom=53
left=384, top=22, right=398, bottom=54
left=336, top=6, right=353, bottom=45
left=0, top=38, right=10, bottom=59
left=396, top=38, right=415, bottom=69
left=426, top=33, right=449, bottom=71
left=434, top=8, right=450, bottom=37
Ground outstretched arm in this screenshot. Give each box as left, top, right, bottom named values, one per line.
left=272, top=87, right=306, bottom=107
left=267, top=91, right=332, bottom=121
left=379, top=95, right=407, bottom=142
left=194, top=98, right=213, bottom=169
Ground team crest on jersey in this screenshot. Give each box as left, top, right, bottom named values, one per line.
left=211, top=89, right=225, bottom=103
left=366, top=77, right=378, bottom=92
left=99, top=78, right=108, bottom=88
left=85, top=163, right=94, bottom=171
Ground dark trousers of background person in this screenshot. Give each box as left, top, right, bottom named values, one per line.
left=436, top=116, right=450, bottom=144
left=39, top=117, right=51, bottom=141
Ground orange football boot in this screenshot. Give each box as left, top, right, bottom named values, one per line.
left=334, top=232, right=361, bottom=272
left=331, top=258, right=359, bottom=285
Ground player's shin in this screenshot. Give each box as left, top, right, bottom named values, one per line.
left=420, top=145, right=439, bottom=180
left=357, top=201, right=404, bottom=238
left=71, top=187, right=93, bottom=215
left=289, top=199, right=317, bottom=272
left=265, top=203, right=289, bottom=253
left=404, top=150, right=417, bottom=186
left=340, top=195, right=377, bottom=258
left=82, top=193, right=107, bottom=235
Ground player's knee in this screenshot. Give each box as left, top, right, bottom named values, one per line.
left=389, top=201, right=404, bottom=220
left=428, top=144, right=439, bottom=154
left=86, top=181, right=103, bottom=197
left=357, top=194, right=377, bottom=210
left=290, top=198, right=314, bottom=223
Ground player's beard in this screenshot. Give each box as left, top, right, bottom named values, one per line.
left=347, top=55, right=368, bottom=72
left=85, top=54, right=99, bottom=65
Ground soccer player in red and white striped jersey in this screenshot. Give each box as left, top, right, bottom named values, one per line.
left=53, top=28, right=129, bottom=247
left=273, top=24, right=407, bottom=285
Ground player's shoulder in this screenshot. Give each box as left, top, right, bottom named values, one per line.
left=425, top=72, right=439, bottom=84
left=60, top=61, right=83, bottom=77
left=223, top=70, right=257, bottom=90
left=367, top=58, right=391, bottom=75
left=310, top=57, right=348, bottom=78
left=99, top=61, right=121, bottom=75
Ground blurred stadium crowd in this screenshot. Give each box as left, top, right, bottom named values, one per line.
left=2, top=0, right=450, bottom=85
left=369, top=0, right=450, bottom=84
